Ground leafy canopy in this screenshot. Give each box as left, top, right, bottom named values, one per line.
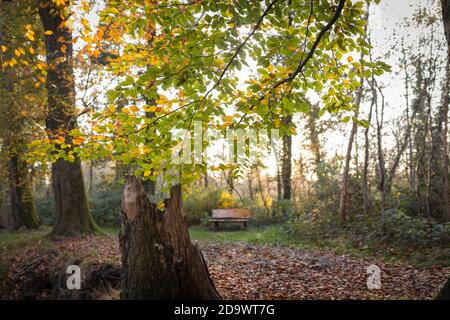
left=29, top=0, right=389, bottom=190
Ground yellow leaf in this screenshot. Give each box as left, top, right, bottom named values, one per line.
left=29, top=47, right=35, bottom=55
left=129, top=105, right=140, bottom=113
left=93, top=135, right=105, bottom=141
left=157, top=201, right=165, bottom=211
left=108, top=104, right=116, bottom=113
left=122, top=107, right=131, bottom=115
left=143, top=105, right=157, bottom=113
left=8, top=59, right=18, bottom=67
left=67, top=155, right=75, bottom=162
left=267, top=64, right=274, bottom=73
left=143, top=170, right=151, bottom=177
left=223, top=115, right=233, bottom=122
left=73, top=138, right=84, bottom=145
left=347, top=56, right=353, bottom=63
left=14, top=49, right=21, bottom=57
left=26, top=33, right=35, bottom=41
left=44, top=30, right=53, bottom=35
left=1, top=45, right=7, bottom=52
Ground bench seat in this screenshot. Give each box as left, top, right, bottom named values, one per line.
left=209, top=209, right=251, bottom=230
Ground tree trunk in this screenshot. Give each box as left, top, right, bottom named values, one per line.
left=362, top=99, right=374, bottom=216
left=248, top=167, right=254, bottom=201
left=204, top=173, right=209, bottom=188
left=338, top=10, right=368, bottom=220
left=50, top=158, right=96, bottom=236
left=7, top=154, right=40, bottom=230
left=281, top=115, right=292, bottom=203
left=442, top=57, right=450, bottom=221
left=339, top=80, right=364, bottom=220
left=339, top=120, right=358, bottom=220
left=441, top=0, right=450, bottom=221
left=38, top=0, right=97, bottom=237
left=374, top=84, right=387, bottom=215
left=119, top=176, right=221, bottom=299
left=437, top=276, right=450, bottom=300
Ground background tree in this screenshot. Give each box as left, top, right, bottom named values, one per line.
left=37, top=0, right=97, bottom=237
left=0, top=0, right=42, bottom=229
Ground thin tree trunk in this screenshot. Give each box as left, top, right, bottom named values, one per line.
left=443, top=57, right=450, bottom=221
left=88, top=160, right=94, bottom=196
left=339, top=120, right=358, bottom=220
left=204, top=172, right=209, bottom=188
left=374, top=84, right=387, bottom=214
left=256, top=165, right=270, bottom=213
left=273, top=145, right=282, bottom=201
left=38, top=0, right=97, bottom=237
left=362, top=99, right=374, bottom=216
left=280, top=0, right=293, bottom=210
left=248, top=167, right=254, bottom=201
left=281, top=115, right=293, bottom=206
left=441, top=0, right=450, bottom=221
left=425, top=91, right=435, bottom=219
left=339, top=81, right=363, bottom=220
left=401, top=40, right=415, bottom=191
left=338, top=10, right=368, bottom=220
left=120, top=176, right=221, bottom=299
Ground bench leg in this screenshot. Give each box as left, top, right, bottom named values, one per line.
left=243, top=221, right=248, bottom=229
left=214, top=221, right=219, bottom=231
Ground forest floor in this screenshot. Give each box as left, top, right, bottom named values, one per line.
left=0, top=226, right=448, bottom=300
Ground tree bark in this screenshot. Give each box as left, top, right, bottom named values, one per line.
left=338, top=10, right=368, bottom=220
left=119, top=176, right=221, bottom=299
left=374, top=84, right=387, bottom=215
left=281, top=115, right=292, bottom=203
left=440, top=0, right=450, bottom=221
left=7, top=153, right=40, bottom=230
left=38, top=0, right=97, bottom=237
left=248, top=167, right=254, bottom=201
left=437, top=276, right=450, bottom=300
left=339, top=120, right=358, bottom=220
left=362, top=99, right=374, bottom=216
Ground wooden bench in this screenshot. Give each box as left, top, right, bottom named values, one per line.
left=209, top=208, right=251, bottom=230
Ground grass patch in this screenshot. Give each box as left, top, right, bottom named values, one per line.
left=101, top=226, right=120, bottom=236
left=189, top=225, right=293, bottom=246
left=0, top=226, right=51, bottom=252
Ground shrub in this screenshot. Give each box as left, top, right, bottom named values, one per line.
left=216, top=191, right=238, bottom=209
left=367, top=209, right=450, bottom=248
left=183, top=187, right=221, bottom=226
left=283, top=208, right=450, bottom=253
left=89, top=187, right=122, bottom=227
